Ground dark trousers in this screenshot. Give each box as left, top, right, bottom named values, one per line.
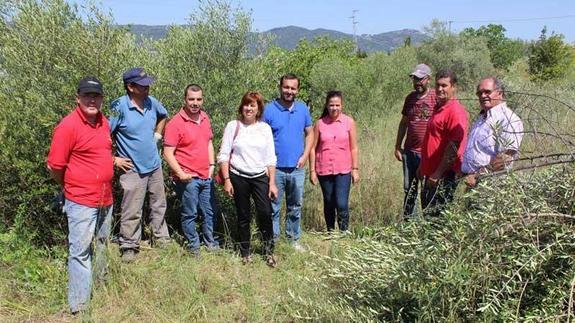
left=421, top=171, right=458, bottom=217
left=402, top=150, right=422, bottom=217
left=230, top=173, right=274, bottom=257
left=318, top=173, right=352, bottom=231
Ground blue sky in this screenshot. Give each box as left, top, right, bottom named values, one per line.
left=73, top=0, right=575, bottom=42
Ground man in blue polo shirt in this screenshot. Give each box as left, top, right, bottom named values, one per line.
left=110, top=67, right=171, bottom=263
left=263, top=73, right=314, bottom=251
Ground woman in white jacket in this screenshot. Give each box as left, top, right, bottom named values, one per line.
left=217, top=91, right=278, bottom=267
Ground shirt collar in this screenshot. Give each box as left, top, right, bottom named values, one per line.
left=274, top=98, right=296, bottom=112
left=126, top=95, right=151, bottom=111
left=178, top=108, right=206, bottom=124
left=485, top=102, right=507, bottom=119
left=75, top=106, right=102, bottom=127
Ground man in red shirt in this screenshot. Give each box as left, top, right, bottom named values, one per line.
left=418, top=69, right=468, bottom=217
left=394, top=63, right=436, bottom=217
left=163, top=84, right=219, bottom=256
left=47, top=76, right=114, bottom=314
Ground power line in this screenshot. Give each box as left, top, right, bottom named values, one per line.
left=450, top=14, right=575, bottom=24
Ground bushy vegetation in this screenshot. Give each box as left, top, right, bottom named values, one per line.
left=1, top=0, right=575, bottom=320
left=307, top=167, right=575, bottom=321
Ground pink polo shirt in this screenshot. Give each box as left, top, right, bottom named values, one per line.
left=164, top=109, right=213, bottom=180
left=314, top=113, right=354, bottom=176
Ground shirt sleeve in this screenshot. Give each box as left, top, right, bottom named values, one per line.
left=304, top=105, right=312, bottom=128
left=153, top=97, right=168, bottom=119
left=263, top=123, right=277, bottom=167
left=217, top=121, right=236, bottom=163
left=445, top=107, right=468, bottom=143
left=47, top=122, right=74, bottom=170
left=163, top=119, right=180, bottom=147
left=401, top=94, right=411, bottom=116
left=108, top=99, right=122, bottom=134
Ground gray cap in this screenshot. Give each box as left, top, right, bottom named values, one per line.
left=410, top=64, right=432, bottom=78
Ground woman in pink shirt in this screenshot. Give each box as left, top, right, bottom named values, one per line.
left=309, top=91, right=359, bottom=231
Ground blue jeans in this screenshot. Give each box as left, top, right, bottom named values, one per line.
left=175, top=178, right=219, bottom=251
left=421, top=171, right=458, bottom=217
left=64, top=199, right=112, bottom=313
left=402, top=150, right=422, bottom=217
left=318, top=173, right=352, bottom=231
left=272, top=167, right=305, bottom=242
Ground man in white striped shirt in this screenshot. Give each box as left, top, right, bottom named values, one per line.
left=462, top=76, right=524, bottom=188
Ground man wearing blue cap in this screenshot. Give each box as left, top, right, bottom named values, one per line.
left=110, top=67, right=171, bottom=263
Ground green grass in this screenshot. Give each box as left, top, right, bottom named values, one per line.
left=0, top=232, right=360, bottom=322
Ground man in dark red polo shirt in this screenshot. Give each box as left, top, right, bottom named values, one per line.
left=47, top=76, right=114, bottom=314
left=418, top=69, right=468, bottom=217
left=394, top=63, right=436, bottom=217
left=163, top=84, right=219, bottom=257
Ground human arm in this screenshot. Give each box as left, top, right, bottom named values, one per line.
left=350, top=119, right=360, bottom=184
left=267, top=166, right=278, bottom=200
left=297, top=125, right=314, bottom=169
left=208, top=139, right=215, bottom=178
left=154, top=117, right=167, bottom=141
left=48, top=166, right=65, bottom=186
left=428, top=140, right=460, bottom=187
left=163, top=146, right=193, bottom=182
left=394, top=115, right=408, bottom=161
left=217, top=121, right=237, bottom=196
left=308, top=122, right=320, bottom=185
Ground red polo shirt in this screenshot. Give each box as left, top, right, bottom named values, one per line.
left=164, top=109, right=213, bottom=180
left=420, top=98, right=468, bottom=177
left=47, top=107, right=114, bottom=207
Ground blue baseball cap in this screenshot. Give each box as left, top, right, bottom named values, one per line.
left=122, top=67, right=155, bottom=86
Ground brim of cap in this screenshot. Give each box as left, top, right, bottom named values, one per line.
left=410, top=72, right=428, bottom=78
left=131, top=76, right=155, bottom=86
left=78, top=87, right=103, bottom=95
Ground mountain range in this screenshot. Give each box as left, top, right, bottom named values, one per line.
left=125, top=25, right=429, bottom=52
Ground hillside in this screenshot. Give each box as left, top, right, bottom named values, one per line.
left=123, top=24, right=428, bottom=52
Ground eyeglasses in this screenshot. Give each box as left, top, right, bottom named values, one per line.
left=476, top=89, right=499, bottom=97
left=410, top=75, right=427, bottom=82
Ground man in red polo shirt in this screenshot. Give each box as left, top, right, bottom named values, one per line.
left=418, top=69, right=468, bottom=217
left=163, top=84, right=219, bottom=257
left=47, top=76, right=114, bottom=314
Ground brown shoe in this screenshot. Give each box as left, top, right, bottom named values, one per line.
left=265, top=254, right=277, bottom=268
left=242, top=255, right=253, bottom=265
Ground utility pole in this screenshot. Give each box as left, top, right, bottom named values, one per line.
left=350, top=9, right=359, bottom=54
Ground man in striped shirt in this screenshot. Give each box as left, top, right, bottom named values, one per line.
left=394, top=64, right=436, bottom=217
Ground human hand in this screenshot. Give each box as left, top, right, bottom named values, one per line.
left=464, top=174, right=478, bottom=188
left=114, top=157, right=134, bottom=172
left=178, top=172, right=194, bottom=182
left=296, top=155, right=307, bottom=169
left=154, top=132, right=162, bottom=143
left=352, top=169, right=360, bottom=184
left=309, top=171, right=318, bottom=185
left=394, top=148, right=403, bottom=161
left=224, top=179, right=234, bottom=197
left=268, top=183, right=278, bottom=200
left=426, top=176, right=439, bottom=188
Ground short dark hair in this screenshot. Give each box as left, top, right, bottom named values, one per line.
left=184, top=84, right=203, bottom=97
left=237, top=91, right=265, bottom=121
left=279, top=73, right=300, bottom=88
left=435, top=69, right=457, bottom=85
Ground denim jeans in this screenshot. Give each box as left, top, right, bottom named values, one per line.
left=318, top=173, right=352, bottom=231
left=64, top=199, right=112, bottom=313
left=421, top=171, right=458, bottom=217
left=272, top=167, right=305, bottom=242
left=175, top=178, right=219, bottom=251
left=402, top=150, right=422, bottom=217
